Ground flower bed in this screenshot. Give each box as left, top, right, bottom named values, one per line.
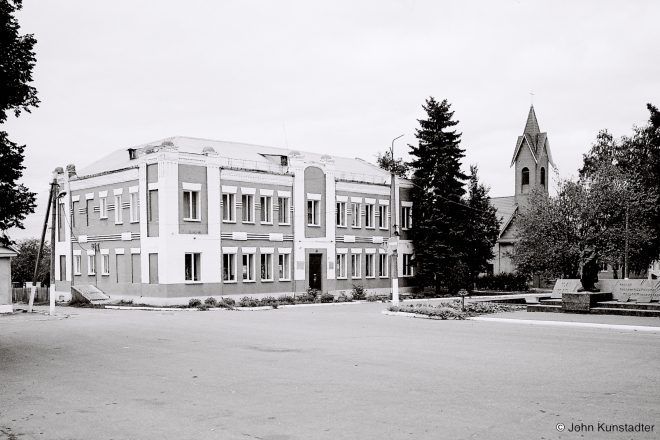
left=387, top=300, right=523, bottom=320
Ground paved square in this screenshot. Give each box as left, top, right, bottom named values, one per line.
left=1, top=304, right=659, bottom=439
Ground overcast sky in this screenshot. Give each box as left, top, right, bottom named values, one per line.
left=5, top=0, right=660, bottom=241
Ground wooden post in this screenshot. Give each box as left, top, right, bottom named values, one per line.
left=28, top=182, right=54, bottom=313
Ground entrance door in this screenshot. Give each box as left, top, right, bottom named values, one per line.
left=309, top=254, right=322, bottom=291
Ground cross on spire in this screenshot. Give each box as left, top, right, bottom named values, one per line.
left=529, top=90, right=535, bottom=105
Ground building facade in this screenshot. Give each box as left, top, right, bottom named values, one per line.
left=53, top=137, right=415, bottom=304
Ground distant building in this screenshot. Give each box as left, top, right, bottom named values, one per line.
left=490, top=106, right=554, bottom=274
left=52, top=137, right=415, bottom=304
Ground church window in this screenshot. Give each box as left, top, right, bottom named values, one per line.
left=540, top=167, right=546, bottom=185
left=521, top=168, right=529, bottom=185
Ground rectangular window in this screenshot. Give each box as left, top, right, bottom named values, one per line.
left=260, top=196, right=272, bottom=224
left=100, top=197, right=108, bottom=219
left=351, top=203, right=361, bottom=228
left=278, top=254, right=290, bottom=280
left=185, top=253, right=201, bottom=282
left=102, top=254, right=110, bottom=275
left=278, top=197, right=290, bottom=224
left=74, top=255, right=81, bottom=275
left=88, top=255, right=96, bottom=275
left=365, top=204, right=375, bottom=228
left=308, top=200, right=320, bottom=226
left=403, top=254, right=413, bottom=276
left=130, top=192, right=139, bottom=222
left=148, top=190, right=158, bottom=222
left=351, top=253, right=361, bottom=278
left=242, top=253, right=255, bottom=282
left=336, top=254, right=346, bottom=279
left=401, top=206, right=412, bottom=229
left=183, top=190, right=200, bottom=220
left=71, top=201, right=78, bottom=228
left=336, top=202, right=346, bottom=227
left=223, top=253, right=236, bottom=282
left=378, top=205, right=388, bottom=229
left=114, top=195, right=123, bottom=224
left=365, top=254, right=375, bottom=278
left=260, top=253, right=273, bottom=281
left=86, top=200, right=92, bottom=226
left=242, top=194, right=254, bottom=223
left=379, top=254, right=388, bottom=277
left=223, top=193, right=235, bottom=222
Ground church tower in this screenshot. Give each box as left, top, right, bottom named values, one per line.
left=510, top=106, right=555, bottom=209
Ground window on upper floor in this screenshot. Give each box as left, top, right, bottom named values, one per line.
left=242, top=194, right=254, bottom=223
left=278, top=197, right=290, bottom=225
left=351, top=203, right=361, bottom=228
left=99, top=197, right=108, bottom=219
left=336, top=201, right=346, bottom=227
left=115, top=195, right=123, bottom=224
left=308, top=200, right=320, bottom=226
left=540, top=167, right=546, bottom=186
left=183, top=190, right=200, bottom=221
left=365, top=204, right=375, bottom=228
left=401, top=206, right=412, bottom=229
left=260, top=196, right=273, bottom=224
left=222, top=193, right=235, bottom=222
left=130, top=192, right=139, bottom=223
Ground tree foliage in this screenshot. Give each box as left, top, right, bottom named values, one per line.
left=375, top=150, right=410, bottom=178
left=10, top=237, right=50, bottom=286
left=579, top=103, right=660, bottom=267
left=0, top=0, right=39, bottom=245
left=513, top=165, right=655, bottom=279
left=464, top=165, right=500, bottom=281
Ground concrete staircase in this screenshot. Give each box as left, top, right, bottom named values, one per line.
left=71, top=285, right=110, bottom=304
left=528, top=297, right=660, bottom=317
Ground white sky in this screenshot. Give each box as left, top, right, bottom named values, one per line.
left=5, top=0, right=660, bottom=241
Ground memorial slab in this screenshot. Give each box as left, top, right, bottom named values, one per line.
left=612, top=279, right=656, bottom=302
left=551, top=279, right=581, bottom=299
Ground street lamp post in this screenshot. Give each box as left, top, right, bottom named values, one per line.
left=390, top=134, right=404, bottom=306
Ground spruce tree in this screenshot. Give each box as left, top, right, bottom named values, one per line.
left=408, top=97, right=467, bottom=291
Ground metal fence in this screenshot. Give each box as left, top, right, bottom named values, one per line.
left=12, top=287, right=50, bottom=303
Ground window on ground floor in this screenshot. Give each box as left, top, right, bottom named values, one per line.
left=185, top=253, right=201, bottom=282
left=223, top=253, right=236, bottom=282
left=278, top=254, right=290, bottom=281
left=242, top=253, right=255, bottom=282
left=261, top=253, right=273, bottom=281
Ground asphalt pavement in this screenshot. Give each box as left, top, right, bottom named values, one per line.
left=1, top=303, right=658, bottom=439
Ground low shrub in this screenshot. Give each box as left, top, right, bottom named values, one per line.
left=351, top=284, right=366, bottom=300
left=388, top=299, right=523, bottom=319
left=320, top=293, right=334, bottom=303
left=365, top=293, right=380, bottom=302
left=337, top=292, right=351, bottom=303
left=261, top=296, right=278, bottom=306
left=188, top=298, right=202, bottom=308
left=197, top=304, right=209, bottom=311
left=475, top=272, right=529, bottom=292
left=277, top=295, right=296, bottom=305
left=238, top=296, right=259, bottom=307
left=221, top=297, right=236, bottom=307
left=204, top=297, right=218, bottom=307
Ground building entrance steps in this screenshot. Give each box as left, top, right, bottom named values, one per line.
left=71, top=285, right=110, bottom=304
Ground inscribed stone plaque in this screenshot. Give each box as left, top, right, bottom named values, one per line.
left=551, top=279, right=581, bottom=299
left=613, top=279, right=655, bottom=302
left=652, top=280, right=660, bottom=302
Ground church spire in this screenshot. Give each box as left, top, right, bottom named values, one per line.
left=523, top=105, right=540, bottom=136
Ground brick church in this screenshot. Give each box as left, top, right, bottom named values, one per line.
left=490, top=106, right=555, bottom=274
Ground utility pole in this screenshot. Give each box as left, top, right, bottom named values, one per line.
left=29, top=176, right=57, bottom=313
left=49, top=172, right=58, bottom=315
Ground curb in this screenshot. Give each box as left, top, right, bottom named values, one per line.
left=381, top=310, right=460, bottom=320
left=469, top=317, right=660, bottom=333
left=104, top=301, right=368, bottom=312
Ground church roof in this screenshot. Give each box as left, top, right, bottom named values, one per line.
left=490, top=196, right=517, bottom=237
left=510, top=105, right=556, bottom=168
